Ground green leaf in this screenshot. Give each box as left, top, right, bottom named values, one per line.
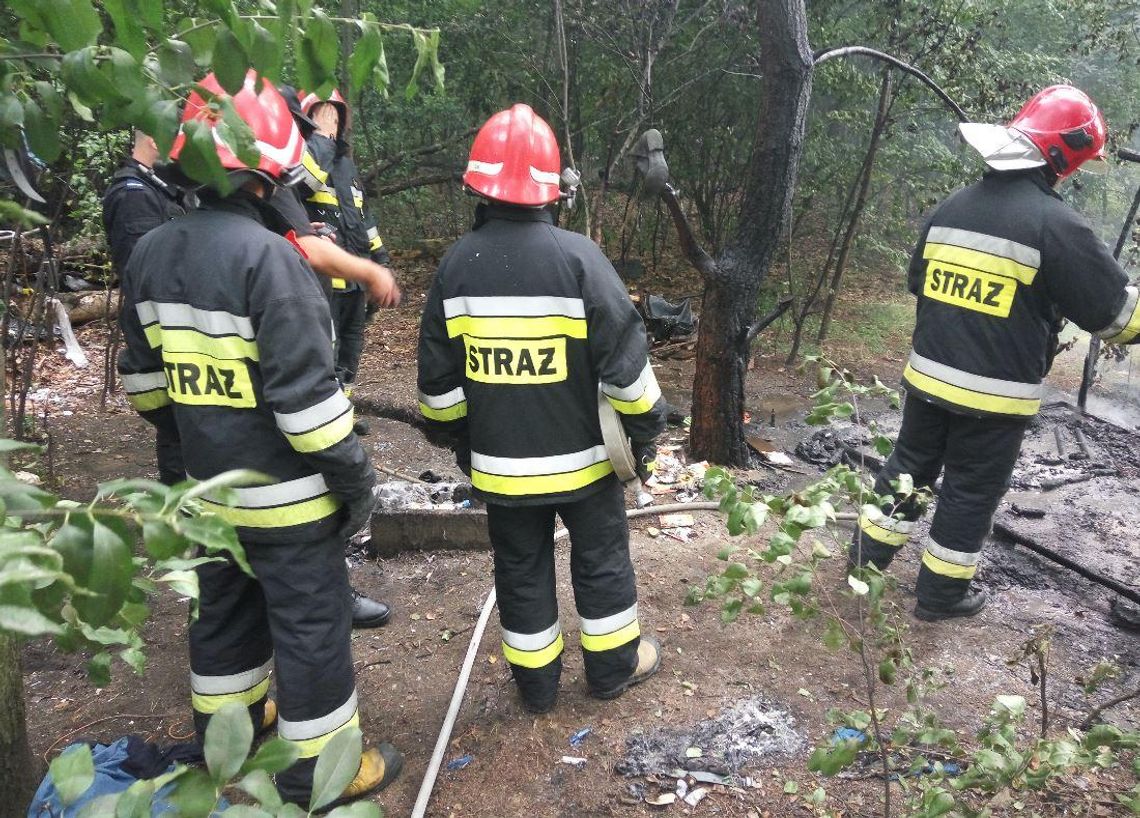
left=238, top=769, right=285, bottom=808
left=165, top=768, right=219, bottom=818
left=179, top=514, right=251, bottom=575
left=297, top=9, right=339, bottom=94
left=808, top=740, right=861, bottom=776
left=722, top=562, right=750, bottom=581
left=0, top=604, right=64, bottom=636
left=218, top=98, right=261, bottom=171
left=720, top=597, right=743, bottom=624
left=22, top=99, right=61, bottom=164
left=427, top=29, right=445, bottom=93
left=822, top=618, right=846, bottom=651
left=309, top=727, right=363, bottom=811
left=212, top=28, right=250, bottom=95
left=205, top=701, right=255, bottom=784
left=137, top=0, right=164, bottom=30
left=145, top=99, right=182, bottom=157
left=157, top=570, right=198, bottom=599
left=51, top=744, right=96, bottom=806
left=325, top=803, right=382, bottom=818
left=405, top=29, right=431, bottom=101
left=878, top=657, right=897, bottom=685
left=157, top=39, right=198, bottom=88
left=75, top=516, right=134, bottom=626
left=102, top=0, right=147, bottom=58
left=180, top=19, right=219, bottom=67
left=120, top=646, right=147, bottom=674
left=246, top=23, right=282, bottom=82
left=241, top=738, right=300, bottom=776
left=175, top=118, right=233, bottom=193
left=181, top=470, right=272, bottom=503
left=783, top=779, right=799, bottom=794
left=87, top=651, right=112, bottom=686
left=220, top=806, right=274, bottom=818
left=62, top=48, right=116, bottom=106
left=741, top=578, right=763, bottom=598
left=141, top=520, right=190, bottom=561
left=114, top=779, right=156, bottom=818
left=276, top=804, right=307, bottom=818
left=349, top=23, right=382, bottom=98
left=40, top=0, right=102, bottom=52
left=743, top=502, right=768, bottom=534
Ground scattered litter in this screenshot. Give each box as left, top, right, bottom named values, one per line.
left=446, top=755, right=473, bottom=771
left=674, top=779, right=688, bottom=798
left=795, top=426, right=869, bottom=467
left=645, top=793, right=676, bottom=807
left=374, top=480, right=477, bottom=511
left=14, top=470, right=42, bottom=486
left=569, top=727, right=592, bottom=747
left=685, top=746, right=703, bottom=758
left=761, top=451, right=794, bottom=466
left=683, top=787, right=709, bottom=807
left=561, top=756, right=587, bottom=769
left=660, top=512, right=694, bottom=527
left=617, top=695, right=803, bottom=776
left=661, top=527, right=693, bottom=543
left=673, top=769, right=733, bottom=786
left=831, top=727, right=867, bottom=744
left=419, top=469, right=443, bottom=483
left=647, top=526, right=660, bottom=538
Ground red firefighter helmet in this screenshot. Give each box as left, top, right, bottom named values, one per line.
left=463, top=104, right=561, bottom=206
left=298, top=87, right=349, bottom=137
left=1007, top=85, right=1107, bottom=178
left=170, top=70, right=303, bottom=186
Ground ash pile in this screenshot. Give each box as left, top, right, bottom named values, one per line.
left=1010, top=402, right=1140, bottom=491
left=374, top=480, right=476, bottom=511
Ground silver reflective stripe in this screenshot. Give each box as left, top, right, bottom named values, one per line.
left=135, top=301, right=255, bottom=339
left=191, top=657, right=273, bottom=695
left=925, top=539, right=981, bottom=567
left=274, top=391, right=352, bottom=434
left=471, top=445, right=608, bottom=476
left=200, top=473, right=330, bottom=509
left=580, top=603, right=637, bottom=636
left=279, top=690, right=358, bottom=741
left=909, top=351, right=1042, bottom=399
left=120, top=371, right=167, bottom=393
left=366, top=226, right=380, bottom=241
left=443, top=296, right=586, bottom=319
left=601, top=361, right=662, bottom=402
left=926, top=226, right=1041, bottom=269
left=502, top=621, right=561, bottom=651
left=466, top=160, right=503, bottom=176
left=529, top=166, right=560, bottom=185
left=418, top=386, right=466, bottom=409
left=1096, top=286, right=1139, bottom=340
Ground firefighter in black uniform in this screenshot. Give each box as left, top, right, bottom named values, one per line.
left=117, top=71, right=402, bottom=805
left=850, top=86, right=1140, bottom=621
left=102, top=130, right=188, bottom=485
left=299, top=89, right=391, bottom=435
left=417, top=104, right=666, bottom=713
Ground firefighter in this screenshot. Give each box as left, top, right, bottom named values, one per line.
left=417, top=104, right=666, bottom=713
left=298, top=89, right=392, bottom=435
left=102, top=130, right=188, bottom=485
left=849, top=85, right=1140, bottom=622
left=117, top=71, right=401, bottom=804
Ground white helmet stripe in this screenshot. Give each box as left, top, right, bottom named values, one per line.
left=529, top=166, right=560, bottom=185
left=466, top=160, right=503, bottom=176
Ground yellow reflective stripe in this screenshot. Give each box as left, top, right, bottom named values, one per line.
left=606, top=391, right=658, bottom=415
left=921, top=549, right=977, bottom=580
left=369, top=235, right=384, bottom=252
left=331, top=277, right=348, bottom=289
left=445, top=315, right=587, bottom=339
left=580, top=620, right=640, bottom=653
left=1103, top=299, right=1140, bottom=344
left=302, top=151, right=328, bottom=184
left=291, top=713, right=360, bottom=759
left=308, top=189, right=339, bottom=205
left=283, top=409, right=354, bottom=454
left=922, top=242, right=1038, bottom=285
left=859, top=514, right=908, bottom=547
left=419, top=400, right=467, bottom=422
left=501, top=632, right=564, bottom=669
left=148, top=327, right=259, bottom=361
left=199, top=494, right=341, bottom=528
left=903, top=364, right=1039, bottom=417
left=472, top=460, right=613, bottom=497
left=353, top=196, right=364, bottom=209
left=127, top=389, right=172, bottom=412
left=191, top=676, right=270, bottom=714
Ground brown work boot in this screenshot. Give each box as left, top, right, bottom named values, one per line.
left=319, top=743, right=403, bottom=811
left=590, top=636, right=662, bottom=700
left=257, top=699, right=278, bottom=737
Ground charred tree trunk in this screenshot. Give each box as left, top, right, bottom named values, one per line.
left=0, top=634, right=36, bottom=814
left=689, top=0, right=813, bottom=465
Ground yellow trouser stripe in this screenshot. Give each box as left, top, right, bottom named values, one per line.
left=473, top=460, right=613, bottom=497
left=192, top=676, right=270, bottom=714
left=292, top=713, right=360, bottom=759
left=199, top=494, right=341, bottom=528
left=284, top=410, right=354, bottom=454
left=419, top=400, right=467, bottom=422
left=445, top=315, right=587, bottom=340
left=308, top=190, right=338, bottom=205
left=127, top=388, right=172, bottom=412
left=606, top=391, right=658, bottom=415
left=502, top=633, right=564, bottom=669
left=859, top=514, right=909, bottom=547
left=922, top=242, right=1038, bottom=285
left=145, top=324, right=259, bottom=361
left=1103, top=301, right=1140, bottom=344
left=921, top=550, right=977, bottom=580
left=903, top=364, right=1039, bottom=417
left=580, top=620, right=640, bottom=653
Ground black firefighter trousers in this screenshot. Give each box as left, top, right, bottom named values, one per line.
left=849, top=393, right=1027, bottom=609
left=487, top=477, right=640, bottom=708
left=331, top=288, right=367, bottom=388
left=189, top=533, right=359, bottom=802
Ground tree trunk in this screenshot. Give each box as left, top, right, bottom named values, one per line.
left=688, top=0, right=813, bottom=465
left=816, top=68, right=894, bottom=343
left=0, top=632, right=37, bottom=813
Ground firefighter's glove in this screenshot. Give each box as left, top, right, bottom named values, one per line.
left=337, top=491, right=375, bottom=542
left=632, top=439, right=658, bottom=484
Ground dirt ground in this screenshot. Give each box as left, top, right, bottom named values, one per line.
left=16, top=262, right=1140, bottom=818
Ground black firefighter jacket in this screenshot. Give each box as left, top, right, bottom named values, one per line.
left=302, top=134, right=390, bottom=292
left=117, top=192, right=374, bottom=543
left=417, top=205, right=666, bottom=507
left=101, top=158, right=186, bottom=277
left=903, top=169, right=1140, bottom=419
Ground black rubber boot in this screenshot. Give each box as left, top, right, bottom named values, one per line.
left=914, top=589, right=987, bottom=622
left=590, top=635, right=662, bottom=700
left=353, top=418, right=371, bottom=437
left=350, top=589, right=391, bottom=628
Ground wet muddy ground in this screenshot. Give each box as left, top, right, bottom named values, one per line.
left=15, top=282, right=1140, bottom=817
